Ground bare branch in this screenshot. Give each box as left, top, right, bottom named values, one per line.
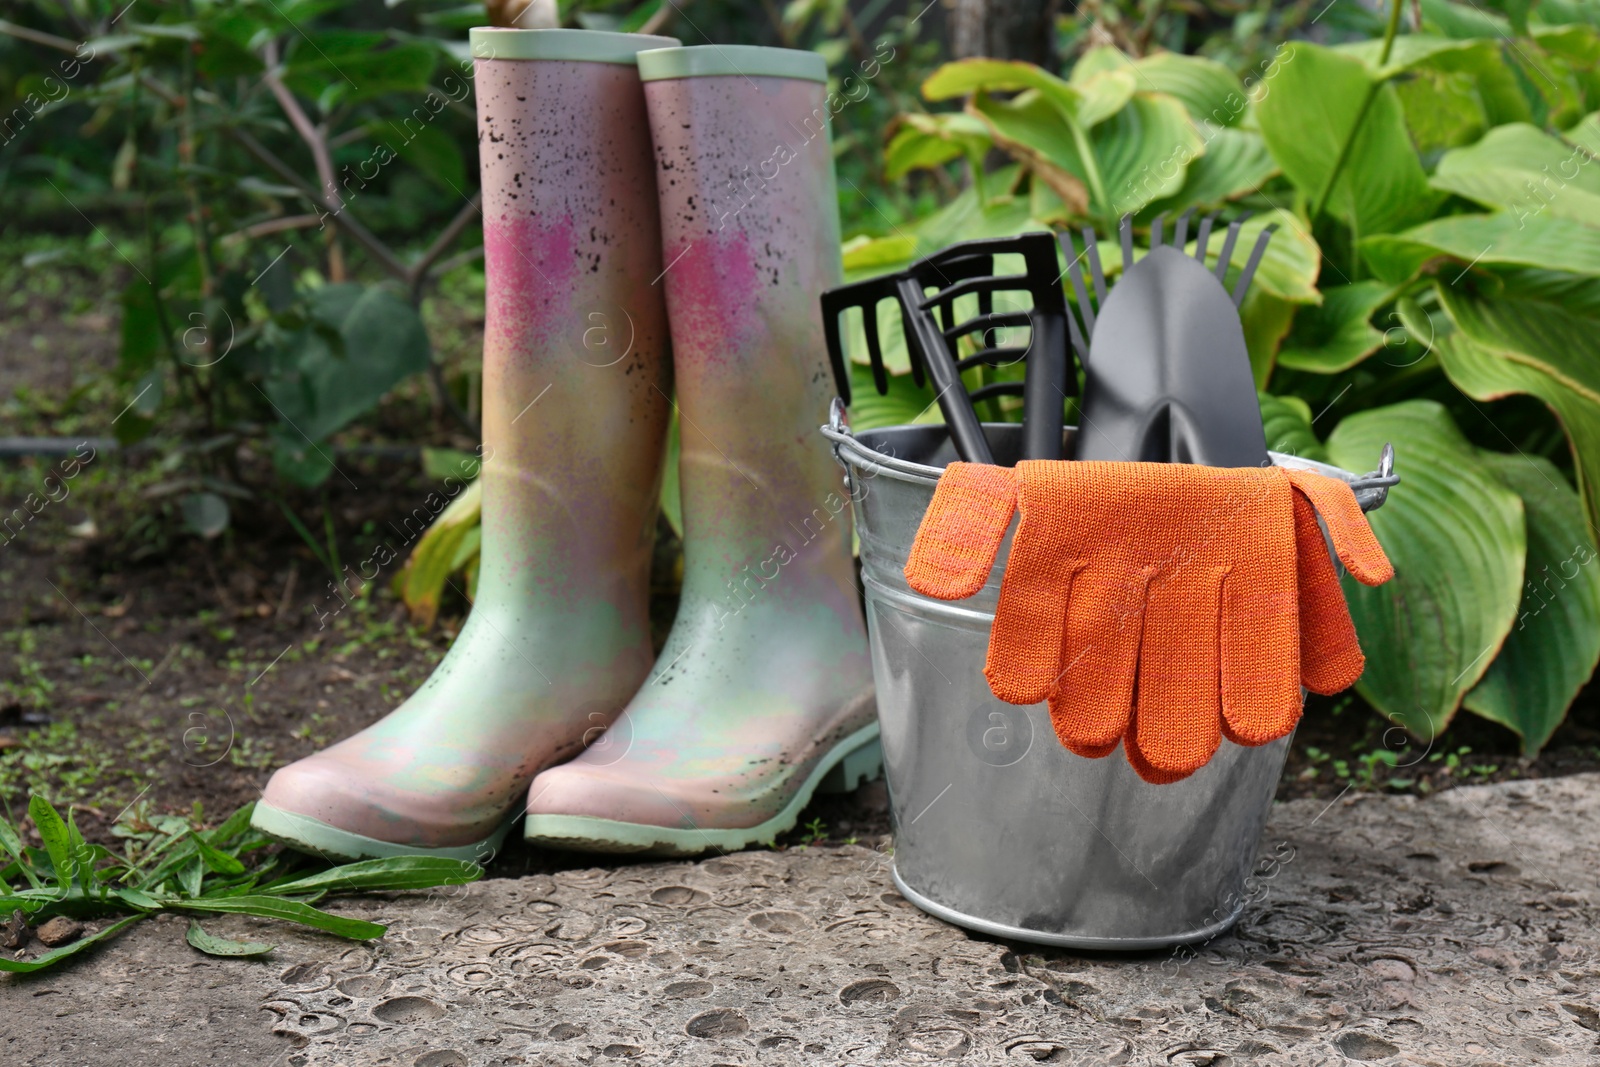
left=260, top=40, right=342, bottom=212
left=0, top=19, right=81, bottom=53
left=408, top=193, right=482, bottom=304
left=229, top=127, right=408, bottom=281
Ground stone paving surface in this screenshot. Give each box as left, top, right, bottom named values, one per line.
left=6, top=774, right=1600, bottom=1067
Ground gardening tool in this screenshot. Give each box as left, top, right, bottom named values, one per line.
left=1065, top=212, right=1277, bottom=466
left=820, top=232, right=1074, bottom=464
left=823, top=410, right=1398, bottom=947
left=905, top=459, right=1394, bottom=782
left=253, top=27, right=678, bottom=862
left=522, top=44, right=880, bottom=855
left=821, top=207, right=1400, bottom=946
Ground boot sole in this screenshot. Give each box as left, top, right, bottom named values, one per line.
left=250, top=803, right=516, bottom=864
left=521, top=722, right=883, bottom=857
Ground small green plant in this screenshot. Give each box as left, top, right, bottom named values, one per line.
left=798, top=818, right=829, bottom=847
left=0, top=796, right=480, bottom=974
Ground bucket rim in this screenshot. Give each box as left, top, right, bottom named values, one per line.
left=820, top=402, right=1399, bottom=513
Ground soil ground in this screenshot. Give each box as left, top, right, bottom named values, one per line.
left=6, top=773, right=1600, bottom=1065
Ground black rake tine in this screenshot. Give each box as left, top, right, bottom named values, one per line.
left=1065, top=294, right=1090, bottom=368
left=1150, top=213, right=1167, bottom=249
left=1173, top=207, right=1195, bottom=250
left=1058, top=230, right=1097, bottom=341
left=1231, top=225, right=1277, bottom=308
left=1083, top=227, right=1107, bottom=305
left=1119, top=215, right=1134, bottom=273
left=1193, top=212, right=1218, bottom=263
left=1213, top=215, right=1248, bottom=285
left=862, top=301, right=889, bottom=395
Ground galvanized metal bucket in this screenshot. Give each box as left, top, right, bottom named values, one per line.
left=822, top=406, right=1396, bottom=950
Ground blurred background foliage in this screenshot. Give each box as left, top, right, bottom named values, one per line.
left=5, top=0, right=1600, bottom=754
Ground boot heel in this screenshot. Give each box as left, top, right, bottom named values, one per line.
left=818, top=737, right=883, bottom=794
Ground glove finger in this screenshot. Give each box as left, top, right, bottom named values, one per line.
left=1219, top=519, right=1304, bottom=747
left=1294, top=488, right=1367, bottom=694
left=1057, top=734, right=1118, bottom=760
left=1281, top=468, right=1394, bottom=586
left=1132, top=567, right=1226, bottom=777
left=905, top=462, right=1017, bottom=601
left=1047, top=569, right=1148, bottom=752
left=984, top=532, right=1084, bottom=706
left=1124, top=713, right=1195, bottom=785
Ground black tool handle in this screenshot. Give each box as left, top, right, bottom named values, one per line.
left=895, top=275, right=994, bottom=464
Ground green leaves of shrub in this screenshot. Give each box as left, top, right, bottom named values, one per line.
left=258, top=284, right=432, bottom=476
left=1325, top=401, right=1526, bottom=741
left=1254, top=43, right=1436, bottom=236
left=1464, top=454, right=1600, bottom=754
left=0, top=798, right=481, bottom=974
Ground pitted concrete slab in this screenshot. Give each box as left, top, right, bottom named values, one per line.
left=6, top=775, right=1600, bottom=1066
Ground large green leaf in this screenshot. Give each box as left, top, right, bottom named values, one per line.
left=1464, top=453, right=1600, bottom=754
left=1336, top=34, right=1491, bottom=78
left=1434, top=284, right=1600, bottom=528
left=884, top=113, right=991, bottom=182
left=847, top=361, right=941, bottom=431
left=1255, top=43, right=1435, bottom=236
left=1419, top=0, right=1512, bottom=39
left=1191, top=210, right=1323, bottom=306
left=1140, top=127, right=1277, bottom=217
left=1431, top=124, right=1600, bottom=228
left=1241, top=288, right=1297, bottom=388
left=1278, top=281, right=1391, bottom=373
left=1340, top=36, right=1530, bottom=130
left=380, top=122, right=466, bottom=193
left=835, top=176, right=1044, bottom=375
left=923, top=59, right=1087, bottom=123
left=970, top=89, right=1201, bottom=220
left=284, top=37, right=438, bottom=107
left=1124, top=51, right=1248, bottom=127
left=1362, top=212, right=1600, bottom=284
left=1087, top=93, right=1203, bottom=218
left=1324, top=400, right=1525, bottom=740
left=262, top=284, right=432, bottom=443
left=1065, top=63, right=1140, bottom=128
left=397, top=479, right=481, bottom=628
left=1260, top=392, right=1328, bottom=461
left=968, top=91, right=1092, bottom=216
left=1392, top=66, right=1494, bottom=154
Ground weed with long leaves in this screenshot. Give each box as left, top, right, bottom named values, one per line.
left=0, top=796, right=479, bottom=973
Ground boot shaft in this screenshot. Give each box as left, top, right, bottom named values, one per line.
left=470, top=28, right=677, bottom=605
left=638, top=47, right=855, bottom=612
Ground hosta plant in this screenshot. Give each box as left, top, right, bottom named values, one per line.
left=839, top=1, right=1600, bottom=753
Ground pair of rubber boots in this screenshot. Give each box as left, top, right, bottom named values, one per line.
left=251, top=30, right=878, bottom=862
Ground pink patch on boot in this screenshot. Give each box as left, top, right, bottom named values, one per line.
left=661, top=230, right=761, bottom=366
left=484, top=213, right=580, bottom=363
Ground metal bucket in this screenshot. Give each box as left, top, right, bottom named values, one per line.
left=823, top=409, right=1395, bottom=950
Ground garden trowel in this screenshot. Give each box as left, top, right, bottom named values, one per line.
left=1068, top=214, right=1275, bottom=467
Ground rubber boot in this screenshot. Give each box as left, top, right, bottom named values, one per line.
left=252, top=28, right=677, bottom=862
left=522, top=45, right=879, bottom=855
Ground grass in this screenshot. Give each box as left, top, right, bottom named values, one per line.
left=0, top=722, right=167, bottom=814
left=0, top=795, right=481, bottom=973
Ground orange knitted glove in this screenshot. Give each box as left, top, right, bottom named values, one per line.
left=904, top=461, right=1393, bottom=783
